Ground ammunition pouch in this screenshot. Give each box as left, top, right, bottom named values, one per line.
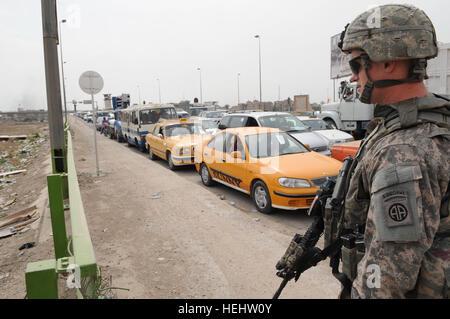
left=340, top=233, right=365, bottom=281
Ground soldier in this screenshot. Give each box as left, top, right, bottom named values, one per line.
left=338, top=4, right=450, bottom=298
left=276, top=4, right=449, bottom=299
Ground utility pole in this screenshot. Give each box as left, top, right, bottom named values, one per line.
left=197, top=68, right=203, bottom=104
left=254, top=35, right=262, bottom=103
left=237, top=73, right=240, bottom=106
left=157, top=78, right=161, bottom=104
left=58, top=18, right=67, bottom=124
left=41, top=0, right=66, bottom=174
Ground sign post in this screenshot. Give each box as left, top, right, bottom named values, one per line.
left=79, top=71, right=104, bottom=177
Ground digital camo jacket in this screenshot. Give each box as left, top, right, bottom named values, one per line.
left=343, top=94, right=450, bottom=298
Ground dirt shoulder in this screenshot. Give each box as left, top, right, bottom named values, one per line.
left=0, top=122, right=57, bottom=299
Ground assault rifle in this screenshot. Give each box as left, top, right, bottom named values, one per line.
left=273, top=156, right=355, bottom=299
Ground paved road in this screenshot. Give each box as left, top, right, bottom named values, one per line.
left=71, top=116, right=341, bottom=299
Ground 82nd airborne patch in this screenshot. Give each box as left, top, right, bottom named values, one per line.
left=382, top=189, right=414, bottom=228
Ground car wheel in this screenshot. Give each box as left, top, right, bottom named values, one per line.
left=200, top=163, right=215, bottom=186
left=149, top=146, right=157, bottom=160
left=135, top=139, right=140, bottom=150
left=126, top=136, right=133, bottom=147
left=252, top=181, right=273, bottom=214
left=167, top=152, right=176, bottom=170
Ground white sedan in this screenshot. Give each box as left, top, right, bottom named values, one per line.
left=297, top=116, right=354, bottom=146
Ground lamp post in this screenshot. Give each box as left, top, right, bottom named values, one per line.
left=137, top=85, right=141, bottom=104
left=237, top=73, right=240, bottom=106
left=254, top=35, right=262, bottom=103
left=197, top=68, right=203, bottom=104
left=157, top=78, right=161, bottom=104
left=59, top=19, right=67, bottom=123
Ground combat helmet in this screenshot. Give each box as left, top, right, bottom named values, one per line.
left=338, top=4, right=438, bottom=104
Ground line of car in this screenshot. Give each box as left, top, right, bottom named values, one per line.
left=76, top=106, right=360, bottom=214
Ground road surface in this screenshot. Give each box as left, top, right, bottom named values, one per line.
left=70, top=116, right=341, bottom=299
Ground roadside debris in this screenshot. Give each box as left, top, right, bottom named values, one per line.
left=0, top=206, right=39, bottom=239
left=2, top=197, right=16, bottom=208
left=217, top=194, right=225, bottom=200
left=151, top=192, right=161, bottom=199
left=229, top=201, right=236, bottom=206
left=0, top=170, right=26, bottom=178
left=18, top=227, right=30, bottom=234
left=0, top=135, right=27, bottom=141
left=254, top=218, right=260, bottom=222
left=0, top=273, right=9, bottom=280
left=19, top=242, right=35, bottom=250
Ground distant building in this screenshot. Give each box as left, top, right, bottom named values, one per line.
left=425, top=42, right=450, bottom=95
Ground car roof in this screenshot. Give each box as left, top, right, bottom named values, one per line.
left=123, top=104, right=175, bottom=112
left=221, top=127, right=282, bottom=136
left=225, top=111, right=291, bottom=119
left=157, top=119, right=196, bottom=126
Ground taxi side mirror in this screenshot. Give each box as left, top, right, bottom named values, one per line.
left=231, top=151, right=241, bottom=159
left=304, top=144, right=310, bottom=149
left=218, top=124, right=227, bottom=130
left=158, top=134, right=163, bottom=139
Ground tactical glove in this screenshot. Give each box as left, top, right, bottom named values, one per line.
left=275, top=234, right=304, bottom=279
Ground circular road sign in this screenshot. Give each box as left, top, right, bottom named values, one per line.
left=79, top=71, right=104, bottom=95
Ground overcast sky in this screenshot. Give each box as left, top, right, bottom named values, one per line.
left=1, top=0, right=449, bottom=111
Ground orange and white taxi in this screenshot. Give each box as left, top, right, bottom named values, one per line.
left=194, top=127, right=343, bottom=213
left=145, top=119, right=210, bottom=170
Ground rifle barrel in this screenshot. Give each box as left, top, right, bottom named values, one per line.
left=273, top=278, right=289, bottom=299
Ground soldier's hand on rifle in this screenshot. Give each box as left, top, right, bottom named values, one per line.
left=275, top=234, right=304, bottom=280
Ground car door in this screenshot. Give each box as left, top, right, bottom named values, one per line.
left=150, top=124, right=166, bottom=158
left=203, top=132, right=229, bottom=183
left=221, top=133, right=250, bottom=193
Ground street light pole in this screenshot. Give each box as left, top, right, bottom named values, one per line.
left=254, top=35, right=262, bottom=103
left=157, top=79, right=161, bottom=104
left=237, top=73, right=241, bottom=106
left=137, top=85, right=141, bottom=104
left=197, top=68, right=203, bottom=104
left=59, top=19, right=67, bottom=123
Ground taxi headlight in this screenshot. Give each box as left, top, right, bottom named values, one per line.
left=278, top=178, right=311, bottom=188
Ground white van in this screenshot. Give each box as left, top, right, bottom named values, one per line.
left=122, top=104, right=178, bottom=151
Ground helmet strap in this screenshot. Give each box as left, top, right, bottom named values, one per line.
left=358, top=53, right=424, bottom=104
left=359, top=53, right=374, bottom=104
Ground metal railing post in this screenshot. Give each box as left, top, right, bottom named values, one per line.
left=25, top=260, right=58, bottom=299
left=47, top=174, right=69, bottom=260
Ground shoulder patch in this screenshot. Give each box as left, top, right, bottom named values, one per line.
left=371, top=164, right=424, bottom=242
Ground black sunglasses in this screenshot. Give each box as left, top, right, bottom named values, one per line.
left=349, top=56, right=362, bottom=74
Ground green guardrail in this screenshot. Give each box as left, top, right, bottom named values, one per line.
left=25, top=128, right=100, bottom=299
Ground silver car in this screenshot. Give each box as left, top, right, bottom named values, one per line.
left=218, top=112, right=332, bottom=156
left=297, top=116, right=355, bottom=146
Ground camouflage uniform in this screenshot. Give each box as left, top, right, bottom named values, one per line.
left=337, top=4, right=450, bottom=298
left=343, top=95, right=450, bottom=298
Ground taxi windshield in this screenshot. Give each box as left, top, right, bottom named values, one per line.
left=300, top=119, right=331, bottom=130
left=204, top=111, right=225, bottom=118
left=258, top=115, right=308, bottom=132
left=165, top=123, right=205, bottom=137
left=201, top=120, right=218, bottom=129
left=245, top=132, right=308, bottom=158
